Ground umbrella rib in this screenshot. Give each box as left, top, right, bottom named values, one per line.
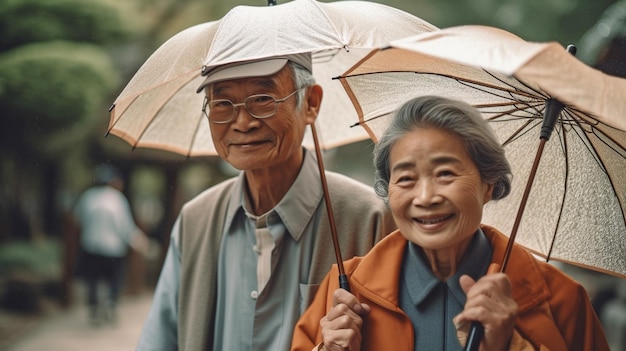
left=478, top=100, right=542, bottom=112
left=342, top=70, right=547, bottom=129
left=343, top=70, right=539, bottom=100
left=430, top=73, right=554, bottom=130
left=566, top=108, right=626, bottom=174
left=587, top=117, right=626, bottom=160
left=444, top=68, right=549, bottom=109
left=567, top=109, right=626, bottom=228
left=567, top=109, right=607, bottom=172
left=485, top=69, right=550, bottom=101
left=484, top=101, right=544, bottom=122
left=338, top=76, right=365, bottom=120
left=111, top=68, right=202, bottom=123
left=132, top=107, right=163, bottom=150
left=499, top=118, right=539, bottom=147
left=545, top=113, right=569, bottom=261
left=432, top=72, right=543, bottom=103
left=547, top=109, right=626, bottom=258
left=313, top=48, right=344, bottom=63
left=111, top=71, right=200, bottom=150
left=454, top=75, right=538, bottom=102
left=107, top=96, right=139, bottom=133
left=360, top=100, right=543, bottom=128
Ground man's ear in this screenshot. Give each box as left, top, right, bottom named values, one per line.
left=303, top=84, right=322, bottom=125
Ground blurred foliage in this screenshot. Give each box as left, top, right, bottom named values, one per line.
left=0, top=0, right=134, bottom=161
left=0, top=0, right=136, bottom=241
left=0, top=41, right=119, bottom=157
left=0, top=0, right=134, bottom=51
left=578, top=1, right=626, bottom=65
left=0, top=239, right=61, bottom=313
left=379, top=0, right=618, bottom=48
left=0, top=239, right=60, bottom=279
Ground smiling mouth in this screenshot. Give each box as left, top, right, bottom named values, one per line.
left=232, top=140, right=267, bottom=146
left=415, top=214, right=454, bottom=225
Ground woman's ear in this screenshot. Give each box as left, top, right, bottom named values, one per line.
left=303, top=84, right=323, bottom=125
left=484, top=183, right=495, bottom=203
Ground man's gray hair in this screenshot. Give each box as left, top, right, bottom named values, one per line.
left=288, top=61, right=315, bottom=109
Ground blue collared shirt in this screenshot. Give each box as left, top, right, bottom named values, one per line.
left=136, top=149, right=326, bottom=351
left=213, top=149, right=324, bottom=350
left=399, top=229, right=493, bottom=351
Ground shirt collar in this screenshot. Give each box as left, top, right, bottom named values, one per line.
left=223, top=148, right=324, bottom=241
left=403, top=228, right=493, bottom=307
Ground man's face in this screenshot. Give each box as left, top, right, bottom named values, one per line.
left=206, top=66, right=317, bottom=171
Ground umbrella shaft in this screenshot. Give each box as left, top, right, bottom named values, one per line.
left=310, top=124, right=349, bottom=282
left=501, top=138, right=547, bottom=272
left=471, top=100, right=563, bottom=351
left=503, top=99, right=564, bottom=271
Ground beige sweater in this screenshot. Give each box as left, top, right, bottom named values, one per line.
left=177, top=172, right=396, bottom=351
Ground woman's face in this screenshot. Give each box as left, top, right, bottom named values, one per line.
left=387, top=127, right=494, bottom=252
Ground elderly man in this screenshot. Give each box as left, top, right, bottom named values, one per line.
left=135, top=53, right=396, bottom=351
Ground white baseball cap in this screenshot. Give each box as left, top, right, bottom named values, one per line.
left=196, top=53, right=312, bottom=93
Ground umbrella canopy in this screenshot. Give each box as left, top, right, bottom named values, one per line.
left=337, top=25, right=626, bottom=279
left=108, top=0, right=437, bottom=157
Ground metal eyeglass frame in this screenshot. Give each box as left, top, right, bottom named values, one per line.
left=202, top=89, right=300, bottom=124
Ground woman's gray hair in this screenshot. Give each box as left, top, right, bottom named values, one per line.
left=373, top=95, right=512, bottom=204
left=288, top=61, right=315, bottom=109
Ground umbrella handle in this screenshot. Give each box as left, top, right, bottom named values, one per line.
left=463, top=263, right=501, bottom=351
left=464, top=322, right=484, bottom=351
left=339, top=274, right=351, bottom=292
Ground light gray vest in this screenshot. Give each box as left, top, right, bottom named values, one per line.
left=178, top=173, right=395, bottom=351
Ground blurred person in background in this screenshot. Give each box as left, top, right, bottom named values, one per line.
left=73, top=163, right=147, bottom=325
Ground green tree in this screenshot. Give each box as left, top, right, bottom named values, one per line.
left=0, top=0, right=136, bottom=240
left=0, top=0, right=131, bottom=51
left=0, top=41, right=119, bottom=156
left=381, top=0, right=617, bottom=47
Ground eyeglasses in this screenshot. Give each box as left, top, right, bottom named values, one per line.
left=202, top=89, right=300, bottom=124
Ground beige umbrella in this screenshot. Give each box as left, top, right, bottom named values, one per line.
left=107, top=0, right=437, bottom=291
left=108, top=0, right=437, bottom=156
left=337, top=24, right=626, bottom=349
left=338, top=25, right=626, bottom=279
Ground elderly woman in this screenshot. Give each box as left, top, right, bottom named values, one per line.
left=291, top=96, right=609, bottom=351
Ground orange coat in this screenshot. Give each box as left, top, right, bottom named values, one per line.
left=291, top=225, right=610, bottom=351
